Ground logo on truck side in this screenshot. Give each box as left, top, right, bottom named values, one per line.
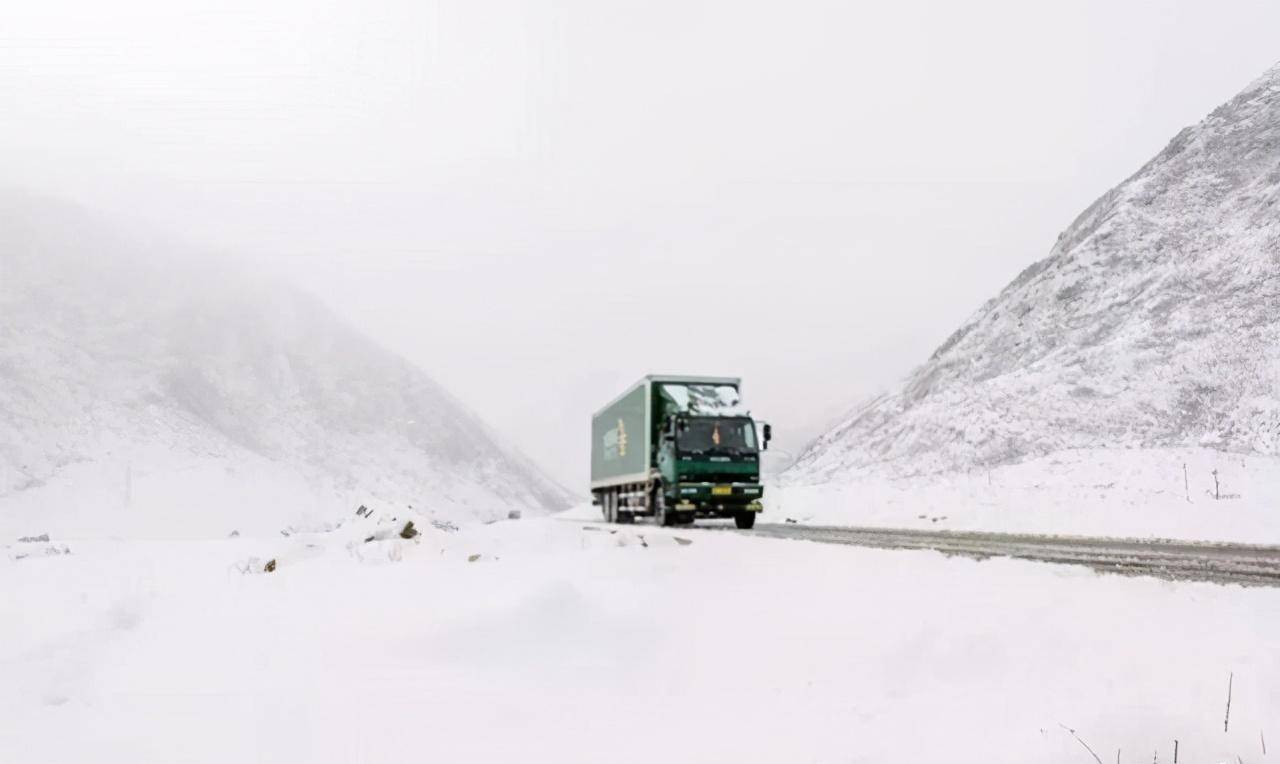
left=602, top=418, right=628, bottom=461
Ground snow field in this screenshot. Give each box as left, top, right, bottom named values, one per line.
left=774, top=447, right=1280, bottom=544
left=3, top=512, right=1278, bottom=763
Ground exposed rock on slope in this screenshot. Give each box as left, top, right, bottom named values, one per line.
left=0, top=194, right=572, bottom=535
left=789, top=63, right=1280, bottom=483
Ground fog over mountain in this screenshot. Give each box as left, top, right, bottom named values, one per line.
left=0, top=194, right=571, bottom=537
left=789, top=62, right=1280, bottom=483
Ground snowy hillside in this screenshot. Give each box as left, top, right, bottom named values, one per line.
left=0, top=193, right=572, bottom=537
left=789, top=62, right=1280, bottom=484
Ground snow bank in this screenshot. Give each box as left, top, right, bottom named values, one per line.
left=773, top=447, right=1280, bottom=543
left=3, top=515, right=1277, bottom=763
left=0, top=439, right=549, bottom=541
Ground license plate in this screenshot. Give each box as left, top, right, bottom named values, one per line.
left=712, top=486, right=732, bottom=496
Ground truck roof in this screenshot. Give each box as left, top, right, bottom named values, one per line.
left=643, top=374, right=740, bottom=386
left=592, top=374, right=742, bottom=419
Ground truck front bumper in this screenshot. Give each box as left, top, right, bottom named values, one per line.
left=671, top=482, right=764, bottom=512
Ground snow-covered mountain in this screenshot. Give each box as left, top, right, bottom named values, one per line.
left=0, top=193, right=572, bottom=537
left=789, top=62, right=1280, bottom=484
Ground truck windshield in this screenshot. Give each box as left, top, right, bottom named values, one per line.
left=678, top=418, right=757, bottom=454
left=660, top=383, right=742, bottom=415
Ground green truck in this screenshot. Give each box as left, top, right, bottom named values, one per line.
left=591, top=375, right=771, bottom=529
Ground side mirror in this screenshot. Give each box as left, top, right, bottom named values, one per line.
left=762, top=423, right=772, bottom=449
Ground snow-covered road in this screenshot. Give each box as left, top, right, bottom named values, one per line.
left=4, top=513, right=1278, bottom=763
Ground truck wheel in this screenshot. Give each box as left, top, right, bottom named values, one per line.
left=652, top=487, right=673, bottom=527
left=617, top=511, right=634, bottom=524
left=734, top=511, right=756, bottom=530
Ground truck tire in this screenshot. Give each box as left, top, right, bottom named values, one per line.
left=734, top=511, right=756, bottom=530
left=652, top=486, right=673, bottom=527
left=617, top=511, right=634, bottom=524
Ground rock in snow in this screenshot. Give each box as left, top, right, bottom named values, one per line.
left=790, top=62, right=1280, bottom=482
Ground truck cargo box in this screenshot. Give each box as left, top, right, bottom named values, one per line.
left=590, top=380, right=651, bottom=488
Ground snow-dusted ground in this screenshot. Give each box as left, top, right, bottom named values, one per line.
left=4, top=508, right=1277, bottom=763
left=0, top=440, right=547, bottom=541
left=774, top=447, right=1280, bottom=545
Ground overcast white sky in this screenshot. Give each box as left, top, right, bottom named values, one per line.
left=3, top=0, right=1279, bottom=488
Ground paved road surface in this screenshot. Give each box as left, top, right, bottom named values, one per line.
left=740, top=524, right=1280, bottom=587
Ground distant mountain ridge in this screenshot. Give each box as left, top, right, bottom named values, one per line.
left=788, top=62, right=1280, bottom=483
left=0, top=193, right=572, bottom=536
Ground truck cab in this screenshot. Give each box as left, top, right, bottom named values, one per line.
left=654, top=385, right=768, bottom=527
